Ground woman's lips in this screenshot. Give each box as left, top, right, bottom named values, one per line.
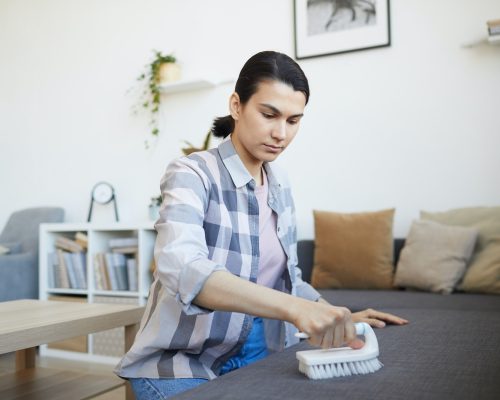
left=264, top=144, right=283, bottom=153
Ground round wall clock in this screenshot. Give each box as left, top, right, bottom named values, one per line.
left=92, top=182, right=114, bottom=204
left=87, top=181, right=119, bottom=222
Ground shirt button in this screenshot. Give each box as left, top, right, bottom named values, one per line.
left=277, top=227, right=281, bottom=232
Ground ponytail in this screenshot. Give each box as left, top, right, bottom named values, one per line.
left=211, top=115, right=234, bottom=138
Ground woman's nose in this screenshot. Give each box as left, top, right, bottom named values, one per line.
left=272, top=120, right=287, bottom=140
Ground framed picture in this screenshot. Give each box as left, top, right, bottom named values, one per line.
left=294, top=0, right=391, bottom=59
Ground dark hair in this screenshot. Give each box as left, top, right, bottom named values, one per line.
left=211, top=51, right=310, bottom=138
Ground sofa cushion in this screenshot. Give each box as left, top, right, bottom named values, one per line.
left=421, top=206, right=500, bottom=294
left=394, top=220, right=478, bottom=294
left=311, top=209, right=395, bottom=290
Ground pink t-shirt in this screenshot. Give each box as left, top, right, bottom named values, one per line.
left=254, top=169, right=287, bottom=288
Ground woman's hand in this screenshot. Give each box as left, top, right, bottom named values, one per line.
left=288, top=298, right=364, bottom=350
left=352, top=308, right=409, bottom=328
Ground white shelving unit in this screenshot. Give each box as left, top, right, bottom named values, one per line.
left=39, top=222, right=156, bottom=364
left=158, top=77, right=233, bottom=94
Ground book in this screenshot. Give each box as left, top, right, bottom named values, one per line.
left=111, top=246, right=138, bottom=254
left=93, top=253, right=104, bottom=290
left=56, top=249, right=71, bottom=288
left=55, top=236, right=84, bottom=253
left=71, top=252, right=87, bottom=289
left=109, top=237, right=138, bottom=249
left=112, top=253, right=129, bottom=291
left=127, top=258, right=138, bottom=292
left=104, top=253, right=119, bottom=291
left=75, top=232, right=88, bottom=250
left=47, top=253, right=56, bottom=288
left=63, top=251, right=78, bottom=289
left=98, top=252, right=111, bottom=290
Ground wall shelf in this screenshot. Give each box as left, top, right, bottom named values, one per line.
left=487, top=35, right=500, bottom=45
left=158, top=78, right=233, bottom=94
left=462, top=35, right=500, bottom=47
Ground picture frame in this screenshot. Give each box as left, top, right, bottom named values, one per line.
left=294, top=0, right=391, bottom=60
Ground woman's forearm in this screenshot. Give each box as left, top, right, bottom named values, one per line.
left=193, top=270, right=300, bottom=323
left=194, top=270, right=362, bottom=349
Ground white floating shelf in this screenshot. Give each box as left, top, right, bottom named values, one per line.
left=158, top=78, right=233, bottom=94
left=462, top=35, right=500, bottom=48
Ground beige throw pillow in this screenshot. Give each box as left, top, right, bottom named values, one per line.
left=421, top=207, right=500, bottom=294
left=394, top=220, right=478, bottom=294
left=311, top=209, right=395, bottom=290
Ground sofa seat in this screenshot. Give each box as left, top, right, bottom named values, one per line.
left=319, top=289, right=500, bottom=312
left=172, top=296, right=500, bottom=400
left=171, top=238, right=500, bottom=399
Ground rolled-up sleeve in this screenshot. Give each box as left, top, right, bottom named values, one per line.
left=294, top=267, right=321, bottom=301
left=154, top=158, right=227, bottom=315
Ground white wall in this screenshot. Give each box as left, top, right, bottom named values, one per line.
left=1, top=0, right=499, bottom=239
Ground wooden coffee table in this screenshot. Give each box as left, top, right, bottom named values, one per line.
left=0, top=299, right=145, bottom=400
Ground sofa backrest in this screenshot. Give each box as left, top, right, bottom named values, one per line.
left=297, top=238, right=406, bottom=284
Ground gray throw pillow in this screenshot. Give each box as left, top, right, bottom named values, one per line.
left=421, top=206, right=500, bottom=294
left=394, top=220, right=478, bottom=294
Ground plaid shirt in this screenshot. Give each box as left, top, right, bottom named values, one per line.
left=115, top=136, right=320, bottom=380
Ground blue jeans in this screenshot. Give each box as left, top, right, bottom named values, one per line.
left=129, top=377, right=207, bottom=399
left=220, top=317, right=269, bottom=374
left=129, top=317, right=268, bottom=398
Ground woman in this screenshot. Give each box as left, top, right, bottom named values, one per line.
left=115, top=50, right=407, bottom=399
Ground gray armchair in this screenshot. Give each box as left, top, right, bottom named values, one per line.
left=0, top=207, right=64, bottom=301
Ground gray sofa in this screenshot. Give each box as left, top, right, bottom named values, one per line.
left=172, top=239, right=500, bottom=400
left=0, top=207, right=64, bottom=302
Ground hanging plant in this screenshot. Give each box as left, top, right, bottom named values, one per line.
left=135, top=50, right=179, bottom=145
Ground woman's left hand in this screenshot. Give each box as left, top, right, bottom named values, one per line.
left=352, top=308, right=409, bottom=328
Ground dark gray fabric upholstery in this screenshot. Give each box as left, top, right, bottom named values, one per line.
left=171, top=238, right=500, bottom=399
left=173, top=307, right=500, bottom=400
left=0, top=207, right=64, bottom=301
left=320, top=289, right=500, bottom=312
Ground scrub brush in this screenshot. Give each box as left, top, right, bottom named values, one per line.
left=295, top=322, right=383, bottom=379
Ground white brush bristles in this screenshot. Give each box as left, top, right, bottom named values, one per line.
left=298, top=357, right=383, bottom=379
left=295, top=322, right=383, bottom=380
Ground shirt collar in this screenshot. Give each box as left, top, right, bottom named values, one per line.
left=217, top=135, right=282, bottom=192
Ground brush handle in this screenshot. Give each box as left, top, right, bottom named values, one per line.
left=295, top=322, right=369, bottom=339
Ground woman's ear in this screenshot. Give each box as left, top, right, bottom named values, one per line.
left=229, top=92, right=240, bottom=121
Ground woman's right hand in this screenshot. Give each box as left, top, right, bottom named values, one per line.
left=288, top=298, right=364, bottom=350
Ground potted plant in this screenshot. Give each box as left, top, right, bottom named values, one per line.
left=136, top=50, right=181, bottom=140
left=181, top=130, right=212, bottom=156
left=148, top=195, right=162, bottom=221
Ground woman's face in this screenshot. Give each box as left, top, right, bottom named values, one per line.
left=230, top=80, right=307, bottom=172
